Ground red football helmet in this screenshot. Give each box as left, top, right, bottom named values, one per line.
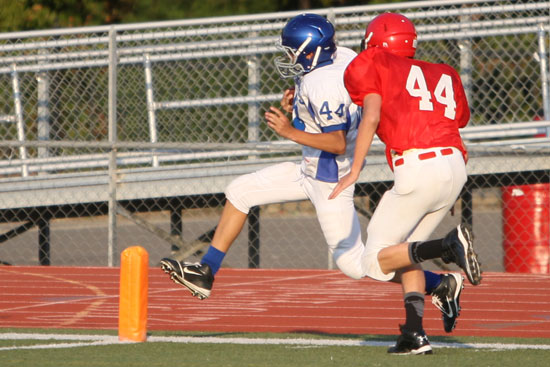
left=361, top=13, right=417, bottom=58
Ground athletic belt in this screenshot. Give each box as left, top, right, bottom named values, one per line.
left=393, top=147, right=454, bottom=167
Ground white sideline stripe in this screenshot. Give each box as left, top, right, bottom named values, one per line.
left=1, top=333, right=550, bottom=351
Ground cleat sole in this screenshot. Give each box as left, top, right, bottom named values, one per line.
left=458, top=225, right=482, bottom=286
left=159, top=259, right=211, bottom=300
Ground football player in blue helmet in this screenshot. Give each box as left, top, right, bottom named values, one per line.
left=274, top=13, right=337, bottom=78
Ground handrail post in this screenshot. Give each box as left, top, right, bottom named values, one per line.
left=459, top=11, right=473, bottom=108
left=144, top=54, right=159, bottom=167
left=537, top=24, right=550, bottom=135
left=108, top=27, right=118, bottom=267
left=12, top=64, right=28, bottom=177
left=37, top=49, right=51, bottom=165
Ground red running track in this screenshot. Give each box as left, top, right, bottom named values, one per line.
left=0, top=266, right=549, bottom=338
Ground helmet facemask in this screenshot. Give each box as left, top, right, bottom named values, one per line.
left=274, top=37, right=311, bottom=78
left=360, top=31, right=373, bottom=51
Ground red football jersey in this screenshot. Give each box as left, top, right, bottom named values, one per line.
left=344, top=48, right=470, bottom=167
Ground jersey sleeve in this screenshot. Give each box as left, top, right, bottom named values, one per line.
left=451, top=69, right=471, bottom=128
left=343, top=50, right=381, bottom=107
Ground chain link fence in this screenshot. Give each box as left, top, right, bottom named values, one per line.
left=0, top=0, right=549, bottom=273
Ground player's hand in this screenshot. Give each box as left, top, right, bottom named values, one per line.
left=280, top=87, right=295, bottom=114
left=329, top=172, right=358, bottom=200
left=265, top=106, right=293, bottom=139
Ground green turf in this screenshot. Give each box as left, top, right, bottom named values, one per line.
left=1, top=329, right=549, bottom=367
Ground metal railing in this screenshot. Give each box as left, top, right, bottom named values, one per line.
left=0, top=0, right=549, bottom=273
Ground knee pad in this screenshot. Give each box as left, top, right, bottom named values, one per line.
left=362, top=249, right=395, bottom=282
left=224, top=174, right=253, bottom=214
left=333, top=247, right=364, bottom=280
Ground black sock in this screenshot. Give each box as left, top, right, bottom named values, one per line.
left=403, top=292, right=424, bottom=333
left=409, top=239, right=444, bottom=263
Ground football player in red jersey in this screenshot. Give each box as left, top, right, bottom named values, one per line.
left=329, top=13, right=482, bottom=354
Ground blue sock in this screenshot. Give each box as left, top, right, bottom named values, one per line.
left=424, top=271, right=441, bottom=294
left=200, top=246, right=226, bottom=275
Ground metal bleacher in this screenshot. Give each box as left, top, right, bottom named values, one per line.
left=1, top=118, right=548, bottom=265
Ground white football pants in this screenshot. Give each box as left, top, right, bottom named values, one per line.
left=226, top=161, right=364, bottom=276
left=335, top=147, right=468, bottom=281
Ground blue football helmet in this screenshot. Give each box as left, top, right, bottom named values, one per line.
left=274, top=13, right=337, bottom=78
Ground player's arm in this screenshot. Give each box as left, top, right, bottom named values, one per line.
left=264, top=106, right=346, bottom=155
left=329, top=93, right=381, bottom=199
left=453, top=73, right=471, bottom=129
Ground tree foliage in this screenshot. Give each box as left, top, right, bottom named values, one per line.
left=0, top=0, right=407, bottom=32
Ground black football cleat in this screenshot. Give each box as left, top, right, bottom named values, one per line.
left=430, top=273, right=464, bottom=333
left=160, top=258, right=214, bottom=300
left=441, top=224, right=482, bottom=286
left=387, top=325, right=433, bottom=355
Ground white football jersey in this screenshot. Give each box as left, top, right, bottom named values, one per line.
left=292, top=46, right=362, bottom=182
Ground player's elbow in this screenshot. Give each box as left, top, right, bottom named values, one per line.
left=332, top=141, right=346, bottom=155
left=329, top=132, right=346, bottom=155
left=335, top=143, right=346, bottom=155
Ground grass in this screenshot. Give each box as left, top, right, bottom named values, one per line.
left=1, top=329, right=549, bottom=367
